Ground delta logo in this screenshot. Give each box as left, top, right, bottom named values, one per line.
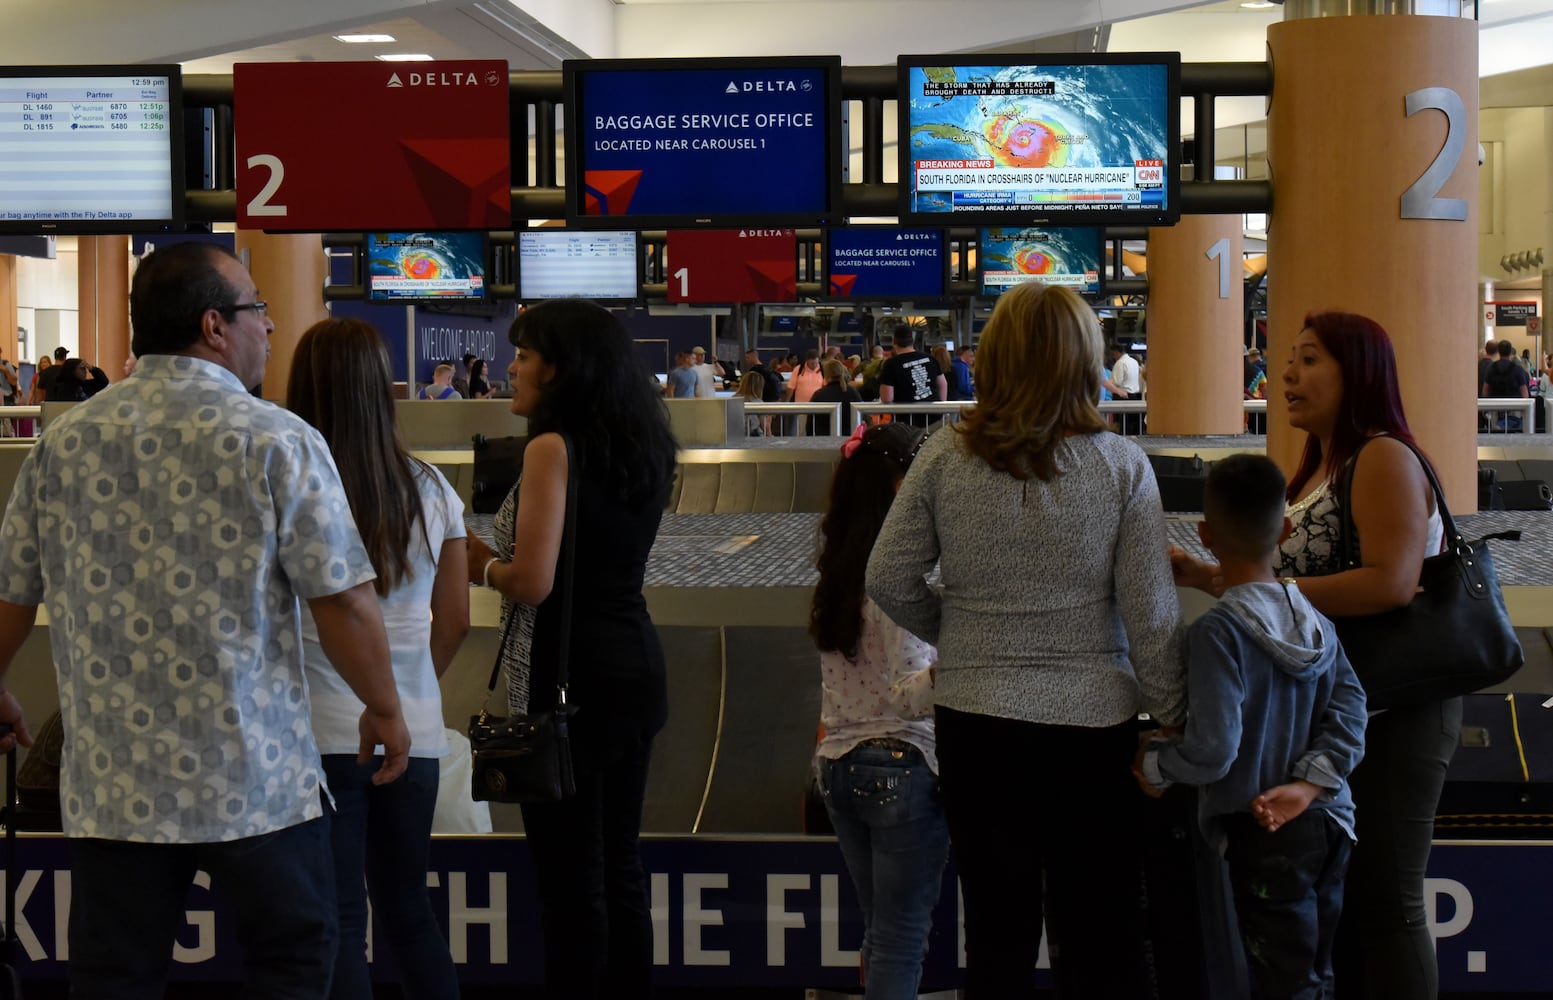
left=722, top=79, right=809, bottom=94
left=386, top=71, right=484, bottom=88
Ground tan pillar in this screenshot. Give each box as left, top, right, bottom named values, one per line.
left=1267, top=14, right=1478, bottom=509
left=233, top=231, right=327, bottom=401
left=1143, top=216, right=1245, bottom=435
left=0, top=256, right=16, bottom=365
left=77, top=237, right=131, bottom=378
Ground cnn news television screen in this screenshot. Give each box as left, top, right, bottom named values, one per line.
left=978, top=227, right=1102, bottom=297
left=365, top=231, right=487, bottom=301
left=898, top=53, right=1180, bottom=227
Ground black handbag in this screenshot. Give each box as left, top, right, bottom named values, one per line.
left=469, top=434, right=580, bottom=804
left=1330, top=436, right=1523, bottom=711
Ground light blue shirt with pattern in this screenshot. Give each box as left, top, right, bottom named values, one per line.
left=0, top=355, right=376, bottom=844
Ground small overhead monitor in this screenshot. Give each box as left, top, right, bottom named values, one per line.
left=826, top=228, right=946, bottom=299
left=563, top=56, right=843, bottom=228
left=898, top=53, right=1180, bottom=227
left=518, top=230, right=639, bottom=302
left=979, top=227, right=1102, bottom=297
left=0, top=65, right=185, bottom=235
left=365, top=232, right=487, bottom=301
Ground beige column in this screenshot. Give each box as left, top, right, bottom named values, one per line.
left=233, top=231, right=327, bottom=401
left=76, top=237, right=131, bottom=377
left=1267, top=13, right=1478, bottom=508
left=1143, top=215, right=1245, bottom=435
left=0, top=255, right=16, bottom=364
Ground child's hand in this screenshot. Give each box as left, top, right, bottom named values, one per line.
left=1131, top=763, right=1165, bottom=799
left=1167, top=545, right=1223, bottom=596
left=1131, top=739, right=1167, bottom=800
left=1251, top=780, right=1323, bottom=832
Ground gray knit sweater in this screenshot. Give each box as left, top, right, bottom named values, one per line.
left=865, top=429, right=1186, bottom=728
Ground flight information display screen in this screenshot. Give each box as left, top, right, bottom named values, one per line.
left=564, top=57, right=842, bottom=228
left=979, top=227, right=1102, bottom=297
left=366, top=232, right=487, bottom=300
left=826, top=228, right=945, bottom=298
left=899, top=54, right=1179, bottom=227
left=0, top=66, right=183, bottom=234
left=519, top=230, right=639, bottom=301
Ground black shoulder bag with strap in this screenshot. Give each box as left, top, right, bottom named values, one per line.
left=468, top=434, right=580, bottom=803
left=1331, top=436, right=1524, bottom=711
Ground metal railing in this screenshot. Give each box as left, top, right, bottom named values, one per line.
left=0, top=406, right=44, bottom=442
left=1477, top=397, right=1538, bottom=434
left=838, top=399, right=1274, bottom=437
left=742, top=402, right=846, bottom=437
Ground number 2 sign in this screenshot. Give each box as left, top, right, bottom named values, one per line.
left=235, top=61, right=511, bottom=231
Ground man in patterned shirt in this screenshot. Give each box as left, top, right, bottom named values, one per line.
left=0, top=242, right=409, bottom=997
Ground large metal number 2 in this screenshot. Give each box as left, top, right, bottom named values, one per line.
left=244, top=154, right=288, bottom=218
left=1205, top=238, right=1231, bottom=299
left=1400, top=87, right=1467, bottom=221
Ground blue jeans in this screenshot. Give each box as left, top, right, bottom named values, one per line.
left=1224, top=811, right=1353, bottom=1000
left=819, top=743, right=950, bottom=1000
left=322, top=755, right=457, bottom=1000
left=67, top=816, right=337, bottom=1000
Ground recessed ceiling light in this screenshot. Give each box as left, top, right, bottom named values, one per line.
left=334, top=33, right=396, bottom=44
left=1240, top=2, right=1276, bottom=7
left=376, top=53, right=436, bottom=62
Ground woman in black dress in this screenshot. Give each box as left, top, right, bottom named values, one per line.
left=466, top=299, right=677, bottom=1000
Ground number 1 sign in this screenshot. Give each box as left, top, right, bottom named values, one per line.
left=665, top=229, right=798, bottom=303
left=234, top=61, right=511, bottom=231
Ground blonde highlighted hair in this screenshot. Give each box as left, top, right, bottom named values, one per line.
left=953, top=281, right=1107, bottom=481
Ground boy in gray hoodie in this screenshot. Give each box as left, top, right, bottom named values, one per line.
left=1137, top=454, right=1366, bottom=1000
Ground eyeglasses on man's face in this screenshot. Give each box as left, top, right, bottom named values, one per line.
left=217, top=300, right=268, bottom=317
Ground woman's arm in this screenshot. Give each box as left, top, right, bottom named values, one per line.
left=1115, top=460, right=1186, bottom=725
left=429, top=537, right=470, bottom=678
left=1295, top=435, right=1431, bottom=618
left=865, top=454, right=943, bottom=644
left=467, top=432, right=569, bottom=606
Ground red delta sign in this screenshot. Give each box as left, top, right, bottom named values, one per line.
left=666, top=229, right=798, bottom=303
left=234, top=61, right=511, bottom=231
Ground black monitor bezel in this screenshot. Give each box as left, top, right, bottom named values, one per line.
left=976, top=225, right=1106, bottom=299
left=363, top=231, right=491, bottom=303
left=0, top=64, right=186, bottom=236
left=516, top=228, right=643, bottom=305
left=822, top=226, right=949, bottom=301
left=896, top=52, right=1181, bottom=228
left=562, top=55, right=845, bottom=230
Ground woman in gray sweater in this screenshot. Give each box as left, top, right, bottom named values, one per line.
left=866, top=281, right=1185, bottom=998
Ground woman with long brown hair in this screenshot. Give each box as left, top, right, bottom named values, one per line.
left=867, top=281, right=1184, bottom=996
left=288, top=317, right=470, bottom=1000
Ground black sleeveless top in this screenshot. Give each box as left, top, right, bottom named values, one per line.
left=495, top=460, right=668, bottom=769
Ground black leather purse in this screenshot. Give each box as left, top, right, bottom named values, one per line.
left=469, top=434, right=580, bottom=804
left=1330, top=436, right=1523, bottom=711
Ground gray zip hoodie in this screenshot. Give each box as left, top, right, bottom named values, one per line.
left=1141, top=581, right=1366, bottom=850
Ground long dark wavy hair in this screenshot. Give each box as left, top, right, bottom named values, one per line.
left=809, top=423, right=925, bottom=659
left=287, top=317, right=431, bottom=596
left=511, top=299, right=677, bottom=507
left=1285, top=310, right=1433, bottom=501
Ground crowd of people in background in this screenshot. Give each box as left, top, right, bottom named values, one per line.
left=0, top=238, right=1531, bottom=1000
